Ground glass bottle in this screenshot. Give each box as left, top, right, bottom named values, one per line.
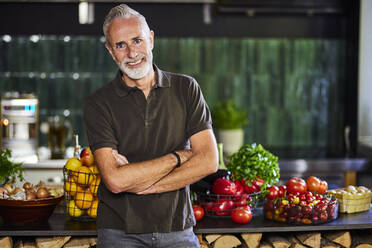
left=74, top=134, right=81, bottom=158
left=217, top=143, right=227, bottom=170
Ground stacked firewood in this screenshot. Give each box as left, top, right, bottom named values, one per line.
left=0, top=230, right=372, bottom=248
left=0, top=236, right=97, bottom=248
left=197, top=230, right=372, bottom=248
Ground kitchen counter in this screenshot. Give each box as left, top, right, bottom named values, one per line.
left=1, top=207, right=372, bottom=236
left=22, top=159, right=67, bottom=169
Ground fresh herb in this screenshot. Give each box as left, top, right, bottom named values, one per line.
left=212, top=99, right=249, bottom=129
left=0, top=149, right=24, bottom=183
left=226, top=143, right=280, bottom=186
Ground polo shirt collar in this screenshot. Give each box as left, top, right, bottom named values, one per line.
left=114, top=64, right=171, bottom=98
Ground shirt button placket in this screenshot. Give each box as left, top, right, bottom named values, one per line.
left=151, top=234, right=157, bottom=247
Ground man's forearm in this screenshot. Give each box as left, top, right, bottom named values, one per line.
left=137, top=149, right=217, bottom=194
left=123, top=149, right=193, bottom=193
left=94, top=147, right=193, bottom=194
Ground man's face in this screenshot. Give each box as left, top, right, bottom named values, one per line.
left=105, top=17, right=154, bottom=80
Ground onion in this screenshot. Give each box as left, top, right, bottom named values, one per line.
left=36, top=187, right=50, bottom=199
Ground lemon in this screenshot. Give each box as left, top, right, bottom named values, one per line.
left=65, top=157, right=82, bottom=172
left=73, top=166, right=94, bottom=186
left=67, top=200, right=85, bottom=217
left=87, top=198, right=99, bottom=218
left=75, top=189, right=93, bottom=209
left=64, top=177, right=78, bottom=196
left=89, top=176, right=101, bottom=197
left=64, top=177, right=85, bottom=196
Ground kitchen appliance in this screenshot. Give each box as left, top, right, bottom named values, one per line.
left=0, top=92, right=39, bottom=163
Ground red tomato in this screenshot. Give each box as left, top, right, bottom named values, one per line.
left=252, top=177, right=265, bottom=189
left=241, top=179, right=259, bottom=193
left=266, top=185, right=279, bottom=200
left=203, top=201, right=214, bottom=213
left=192, top=205, right=204, bottom=221
left=234, top=194, right=248, bottom=208
left=318, top=180, right=328, bottom=194
left=286, top=177, right=307, bottom=195
left=234, top=180, right=245, bottom=195
left=213, top=200, right=229, bottom=216
left=278, top=185, right=287, bottom=197
left=231, top=207, right=252, bottom=224
left=306, top=176, right=321, bottom=193
left=222, top=198, right=234, bottom=209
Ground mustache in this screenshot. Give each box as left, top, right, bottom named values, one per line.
left=122, top=54, right=146, bottom=64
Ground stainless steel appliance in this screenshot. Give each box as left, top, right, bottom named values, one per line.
left=0, top=92, right=39, bottom=163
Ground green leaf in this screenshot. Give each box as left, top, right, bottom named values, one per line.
left=226, top=143, right=280, bottom=187
left=212, top=99, right=249, bottom=129
left=0, top=149, right=24, bottom=183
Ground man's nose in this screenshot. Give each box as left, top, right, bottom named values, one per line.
left=127, top=45, right=138, bottom=58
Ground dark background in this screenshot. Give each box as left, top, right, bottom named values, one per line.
left=0, top=0, right=360, bottom=157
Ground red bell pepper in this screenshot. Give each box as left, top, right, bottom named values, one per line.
left=212, top=178, right=237, bottom=195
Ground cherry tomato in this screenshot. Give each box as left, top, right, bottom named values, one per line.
left=223, top=198, right=234, bottom=209
left=286, top=177, right=307, bottom=195
left=266, top=185, right=279, bottom=200
left=306, top=176, right=321, bottom=193
left=278, top=185, right=287, bottom=197
left=203, top=201, right=214, bottom=214
left=213, top=200, right=229, bottom=216
left=192, top=205, right=204, bottom=221
left=241, top=179, right=259, bottom=193
left=231, top=206, right=253, bottom=224
left=320, top=211, right=328, bottom=221
left=252, top=177, right=265, bottom=190
left=234, top=194, right=248, bottom=208
left=318, top=180, right=328, bottom=194
left=264, top=199, right=274, bottom=211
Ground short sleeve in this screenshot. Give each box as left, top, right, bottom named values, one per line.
left=83, top=95, right=118, bottom=152
left=185, top=78, right=212, bottom=138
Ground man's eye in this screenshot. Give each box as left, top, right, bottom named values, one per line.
left=116, top=43, right=125, bottom=49
left=134, top=39, right=142, bottom=44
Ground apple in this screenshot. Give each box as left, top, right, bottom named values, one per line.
left=80, top=147, right=94, bottom=166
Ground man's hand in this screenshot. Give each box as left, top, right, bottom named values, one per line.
left=137, top=129, right=218, bottom=194
left=112, top=150, right=129, bottom=166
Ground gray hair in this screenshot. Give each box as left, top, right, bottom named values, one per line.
left=103, top=4, right=150, bottom=38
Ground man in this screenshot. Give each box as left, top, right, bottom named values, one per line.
left=83, top=3, right=218, bottom=248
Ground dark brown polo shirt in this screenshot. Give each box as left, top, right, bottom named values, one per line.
left=83, top=65, right=212, bottom=233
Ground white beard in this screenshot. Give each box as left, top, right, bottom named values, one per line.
left=118, top=53, right=153, bottom=80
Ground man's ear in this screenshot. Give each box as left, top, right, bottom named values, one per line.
left=105, top=42, right=115, bottom=59
left=149, top=30, right=154, bottom=50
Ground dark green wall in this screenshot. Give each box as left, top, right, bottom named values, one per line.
left=0, top=36, right=346, bottom=158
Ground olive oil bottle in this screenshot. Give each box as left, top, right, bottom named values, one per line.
left=217, top=143, right=227, bottom=170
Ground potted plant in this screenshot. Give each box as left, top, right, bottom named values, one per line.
left=212, top=99, right=248, bottom=155
left=0, top=149, right=24, bottom=186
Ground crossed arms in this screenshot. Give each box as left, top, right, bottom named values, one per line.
left=93, top=129, right=218, bottom=195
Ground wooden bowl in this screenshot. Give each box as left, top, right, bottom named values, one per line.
left=0, top=195, right=63, bottom=226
